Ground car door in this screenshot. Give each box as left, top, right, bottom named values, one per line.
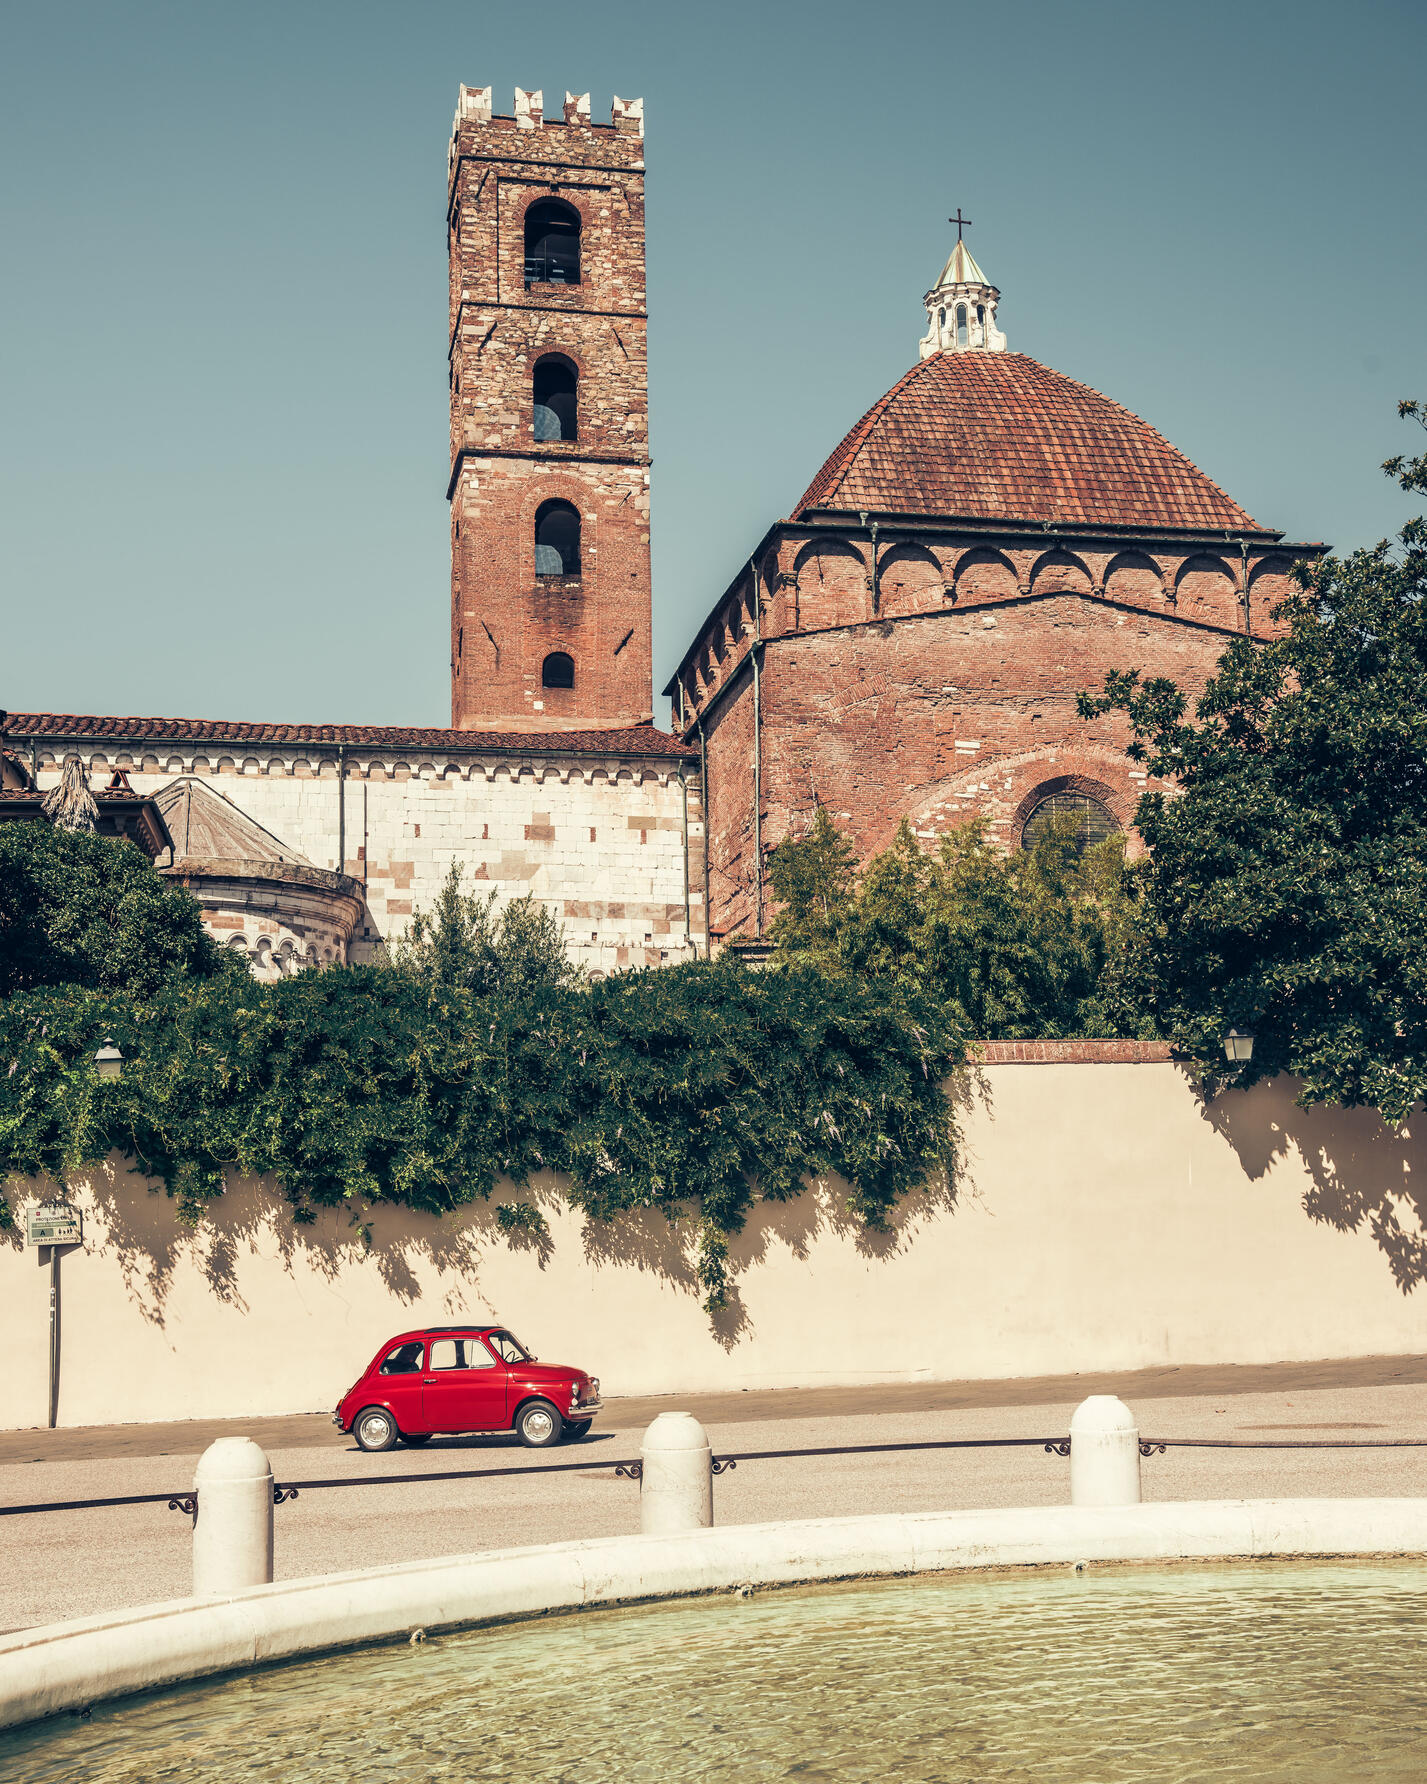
left=420, top=1336, right=508, bottom=1433
left=373, top=1339, right=428, bottom=1433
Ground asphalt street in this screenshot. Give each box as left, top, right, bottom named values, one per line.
left=4, top=1357, right=1427, bottom=1633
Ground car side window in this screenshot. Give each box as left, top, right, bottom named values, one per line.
left=428, top=1337, right=497, bottom=1371
left=379, top=1341, right=424, bottom=1376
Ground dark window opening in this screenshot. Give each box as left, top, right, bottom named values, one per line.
left=533, top=356, right=577, bottom=442
left=956, top=304, right=968, bottom=347
left=379, top=1341, right=425, bottom=1376
left=1021, top=792, right=1119, bottom=856
left=534, top=499, right=580, bottom=577
left=524, top=198, right=580, bottom=287
left=542, top=651, right=575, bottom=690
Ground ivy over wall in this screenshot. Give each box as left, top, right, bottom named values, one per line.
left=0, top=953, right=963, bottom=1314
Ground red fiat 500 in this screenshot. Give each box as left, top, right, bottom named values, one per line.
left=334, top=1325, right=601, bottom=1452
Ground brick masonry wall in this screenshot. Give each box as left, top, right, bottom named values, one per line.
left=689, top=540, right=1295, bottom=939
left=448, top=101, right=652, bottom=732
left=30, top=746, right=703, bottom=975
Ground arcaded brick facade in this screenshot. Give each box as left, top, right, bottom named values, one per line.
left=447, top=87, right=653, bottom=733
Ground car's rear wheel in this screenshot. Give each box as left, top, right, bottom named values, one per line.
left=401, top=1433, right=432, bottom=1447
left=563, top=1418, right=593, bottom=1441
left=516, top=1399, right=563, bottom=1448
left=353, top=1407, right=400, bottom=1453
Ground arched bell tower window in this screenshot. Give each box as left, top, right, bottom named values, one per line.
left=956, top=304, right=969, bottom=347
left=541, top=651, right=575, bottom=690
left=1021, top=792, right=1118, bottom=855
left=534, top=499, right=581, bottom=577
left=524, top=198, right=580, bottom=288
left=533, top=355, right=578, bottom=442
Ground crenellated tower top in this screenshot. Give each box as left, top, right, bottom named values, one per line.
left=450, top=85, right=643, bottom=158
left=919, top=223, right=1007, bottom=359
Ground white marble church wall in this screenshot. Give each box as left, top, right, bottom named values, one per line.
left=30, top=749, right=702, bottom=974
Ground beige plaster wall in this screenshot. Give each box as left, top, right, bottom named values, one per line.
left=4, top=1062, right=1425, bottom=1430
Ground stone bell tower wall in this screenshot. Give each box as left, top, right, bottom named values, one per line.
left=447, top=86, right=653, bottom=734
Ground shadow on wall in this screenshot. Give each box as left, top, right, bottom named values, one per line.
left=2, top=1068, right=979, bottom=1346
left=1192, top=1069, right=1427, bottom=1293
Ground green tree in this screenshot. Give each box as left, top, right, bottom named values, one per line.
left=0, top=821, right=229, bottom=1000
left=769, top=811, right=1153, bottom=1040
left=387, top=862, right=583, bottom=998
left=1079, top=400, right=1427, bottom=1122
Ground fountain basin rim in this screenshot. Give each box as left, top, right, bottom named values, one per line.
left=3, top=1496, right=1426, bottom=1733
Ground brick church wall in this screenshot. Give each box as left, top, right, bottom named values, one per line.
left=675, top=525, right=1307, bottom=943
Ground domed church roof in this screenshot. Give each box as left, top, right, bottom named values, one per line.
left=794, top=350, right=1269, bottom=535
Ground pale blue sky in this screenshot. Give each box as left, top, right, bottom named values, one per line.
left=3, top=0, right=1422, bottom=728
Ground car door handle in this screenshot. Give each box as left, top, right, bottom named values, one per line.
left=421, top=1377, right=438, bottom=1384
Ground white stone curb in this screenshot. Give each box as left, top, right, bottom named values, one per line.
left=3, top=1497, right=1425, bottom=1732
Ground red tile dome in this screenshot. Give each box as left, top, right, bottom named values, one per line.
left=794, top=351, right=1267, bottom=533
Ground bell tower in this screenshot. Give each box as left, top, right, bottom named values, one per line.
left=447, top=84, right=653, bottom=732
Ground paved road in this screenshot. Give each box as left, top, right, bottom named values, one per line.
left=4, top=1355, right=1426, bottom=1634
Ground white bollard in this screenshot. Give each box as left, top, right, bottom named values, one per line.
left=639, top=1412, right=714, bottom=1534
left=192, top=1437, right=274, bottom=1596
left=1069, top=1395, right=1142, bottom=1507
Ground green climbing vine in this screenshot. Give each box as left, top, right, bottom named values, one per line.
left=0, top=956, right=963, bottom=1313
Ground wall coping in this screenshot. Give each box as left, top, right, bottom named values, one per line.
left=976, top=1040, right=1174, bottom=1065
left=1, top=1497, right=1424, bottom=1733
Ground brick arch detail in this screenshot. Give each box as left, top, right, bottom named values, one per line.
left=1011, top=772, right=1132, bottom=847
left=952, top=546, right=1019, bottom=600
left=1029, top=548, right=1095, bottom=595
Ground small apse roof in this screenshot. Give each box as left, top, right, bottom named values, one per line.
left=153, top=777, right=314, bottom=868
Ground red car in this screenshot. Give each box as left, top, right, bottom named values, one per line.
left=334, top=1325, right=602, bottom=1452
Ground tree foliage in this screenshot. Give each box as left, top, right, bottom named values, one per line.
left=0, top=821, right=231, bottom=1001
left=1079, top=400, right=1427, bottom=1123
left=768, top=810, right=1155, bottom=1040
left=385, top=862, right=584, bottom=998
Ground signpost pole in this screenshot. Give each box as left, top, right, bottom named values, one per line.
left=27, top=1201, right=82, bottom=1430
left=47, top=1245, right=60, bottom=1430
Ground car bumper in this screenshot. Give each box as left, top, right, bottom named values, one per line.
left=567, top=1399, right=602, bottom=1421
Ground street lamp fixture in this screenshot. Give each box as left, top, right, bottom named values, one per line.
left=93, top=1040, right=124, bottom=1080
left=1222, top=1028, right=1255, bottom=1064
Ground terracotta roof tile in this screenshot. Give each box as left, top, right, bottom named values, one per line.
left=795, top=352, right=1268, bottom=533
left=3, top=713, right=696, bottom=760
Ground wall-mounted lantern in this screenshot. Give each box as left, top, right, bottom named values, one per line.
left=93, top=1040, right=124, bottom=1080
left=1222, top=1028, right=1255, bottom=1063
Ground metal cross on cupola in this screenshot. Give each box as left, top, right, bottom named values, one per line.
left=919, top=214, right=1007, bottom=360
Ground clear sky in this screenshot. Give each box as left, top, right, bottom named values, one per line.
left=3, top=0, right=1422, bottom=730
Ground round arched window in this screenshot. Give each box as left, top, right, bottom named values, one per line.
left=1021, top=792, right=1118, bottom=854
left=534, top=500, right=580, bottom=577
left=541, top=651, right=575, bottom=690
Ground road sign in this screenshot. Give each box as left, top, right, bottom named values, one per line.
left=26, top=1203, right=82, bottom=1247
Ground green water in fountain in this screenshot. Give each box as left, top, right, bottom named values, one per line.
left=4, top=1561, right=1427, bottom=1781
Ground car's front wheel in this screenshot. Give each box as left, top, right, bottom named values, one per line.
left=563, top=1418, right=593, bottom=1441
left=515, top=1399, right=564, bottom=1448
left=353, top=1407, right=400, bottom=1453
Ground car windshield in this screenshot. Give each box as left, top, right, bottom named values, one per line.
left=487, top=1329, right=531, bottom=1364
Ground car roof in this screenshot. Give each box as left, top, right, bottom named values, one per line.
left=383, top=1325, right=500, bottom=1344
